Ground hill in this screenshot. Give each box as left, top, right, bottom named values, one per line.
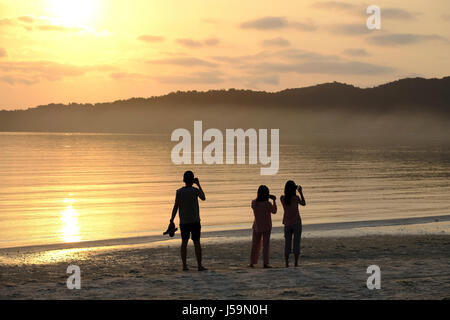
left=0, top=77, right=449, bottom=134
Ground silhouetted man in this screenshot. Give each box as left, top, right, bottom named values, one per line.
left=170, top=170, right=207, bottom=271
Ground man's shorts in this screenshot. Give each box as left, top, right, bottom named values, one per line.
left=180, top=222, right=201, bottom=241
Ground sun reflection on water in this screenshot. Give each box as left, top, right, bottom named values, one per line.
left=59, top=198, right=81, bottom=243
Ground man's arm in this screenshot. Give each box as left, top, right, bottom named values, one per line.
left=170, top=192, right=179, bottom=222
left=194, top=178, right=206, bottom=201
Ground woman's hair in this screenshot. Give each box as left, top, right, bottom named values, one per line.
left=284, top=180, right=297, bottom=205
left=256, top=185, right=270, bottom=202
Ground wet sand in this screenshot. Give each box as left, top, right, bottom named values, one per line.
left=1, top=234, right=449, bottom=299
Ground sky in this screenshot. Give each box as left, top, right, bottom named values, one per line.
left=0, top=0, right=449, bottom=110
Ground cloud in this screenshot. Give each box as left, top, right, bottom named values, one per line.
left=17, top=16, right=35, bottom=23
left=0, top=75, right=38, bottom=85
left=330, top=23, right=370, bottom=35
left=211, top=49, right=339, bottom=69
left=214, top=47, right=390, bottom=76
left=343, top=48, right=369, bottom=57
left=313, top=3, right=416, bottom=21
left=37, top=24, right=81, bottom=32
left=0, top=18, right=16, bottom=27
left=278, top=48, right=339, bottom=61
left=252, top=61, right=394, bottom=75
left=155, top=71, right=224, bottom=84
left=290, top=20, right=317, bottom=31
left=0, top=16, right=38, bottom=29
left=241, top=16, right=287, bottom=30
left=299, top=61, right=394, bottom=75
left=147, top=57, right=218, bottom=67
left=229, top=75, right=280, bottom=87
left=176, top=38, right=220, bottom=48
left=253, top=75, right=279, bottom=85
left=0, top=48, right=7, bottom=58
left=262, top=37, right=290, bottom=47
left=368, top=33, right=447, bottom=46
left=382, top=8, right=416, bottom=20
left=109, top=72, right=148, bottom=80
left=176, top=38, right=202, bottom=47
left=312, top=1, right=357, bottom=11
left=0, top=61, right=88, bottom=77
left=204, top=38, right=220, bottom=46
left=0, top=61, right=113, bottom=85
left=240, top=16, right=316, bottom=31
left=0, top=15, right=103, bottom=34
left=211, top=51, right=272, bottom=65
left=138, top=35, right=165, bottom=43
left=111, top=70, right=278, bottom=87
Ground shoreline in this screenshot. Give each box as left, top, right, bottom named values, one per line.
left=1, top=214, right=449, bottom=254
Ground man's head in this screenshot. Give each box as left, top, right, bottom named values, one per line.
left=183, top=170, right=195, bottom=186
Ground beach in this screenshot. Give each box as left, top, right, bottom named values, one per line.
left=1, top=220, right=449, bottom=300
left=1, top=0, right=449, bottom=305
left=1, top=132, right=448, bottom=301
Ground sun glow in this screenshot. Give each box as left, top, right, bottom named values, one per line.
left=59, top=198, right=81, bottom=243
left=49, top=0, right=100, bottom=27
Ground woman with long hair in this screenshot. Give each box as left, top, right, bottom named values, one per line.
left=249, top=185, right=277, bottom=268
left=281, top=180, right=306, bottom=267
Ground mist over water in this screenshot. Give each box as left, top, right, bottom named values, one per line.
left=0, top=131, right=449, bottom=248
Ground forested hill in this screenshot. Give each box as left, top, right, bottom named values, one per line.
left=0, top=76, right=449, bottom=133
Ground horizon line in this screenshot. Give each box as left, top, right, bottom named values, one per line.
left=1, top=75, right=449, bottom=112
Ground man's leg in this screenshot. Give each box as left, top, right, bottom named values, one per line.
left=192, top=223, right=206, bottom=271
left=193, top=240, right=206, bottom=271
left=181, top=239, right=189, bottom=270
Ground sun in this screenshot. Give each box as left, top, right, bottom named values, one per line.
left=49, top=0, right=99, bottom=27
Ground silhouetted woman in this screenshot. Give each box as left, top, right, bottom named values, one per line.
left=249, top=185, right=277, bottom=268
left=281, top=180, right=306, bottom=267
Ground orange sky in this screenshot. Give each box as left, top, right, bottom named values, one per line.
left=0, top=0, right=449, bottom=109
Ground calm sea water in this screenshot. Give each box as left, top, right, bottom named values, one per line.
left=0, top=132, right=449, bottom=248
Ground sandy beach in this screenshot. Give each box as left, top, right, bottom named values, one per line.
left=1, top=225, right=449, bottom=299
left=1, top=0, right=449, bottom=305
